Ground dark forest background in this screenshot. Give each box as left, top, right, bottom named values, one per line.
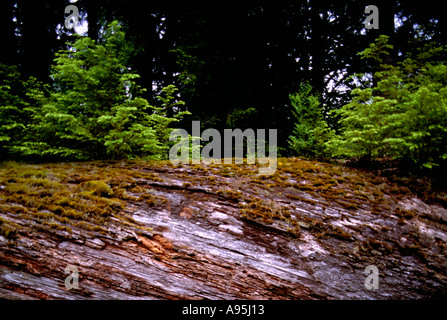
left=1, top=0, right=446, bottom=169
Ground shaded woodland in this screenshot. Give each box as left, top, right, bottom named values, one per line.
left=1, top=0, right=446, bottom=169
left=1, top=1, right=447, bottom=301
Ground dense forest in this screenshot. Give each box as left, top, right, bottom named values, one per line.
left=0, top=0, right=446, bottom=171
left=1, top=1, right=447, bottom=302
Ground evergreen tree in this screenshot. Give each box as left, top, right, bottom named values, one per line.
left=15, top=21, right=189, bottom=161
left=288, top=83, right=334, bottom=159
left=326, top=36, right=447, bottom=169
left=0, top=64, right=26, bottom=159
left=0, top=64, right=48, bottom=160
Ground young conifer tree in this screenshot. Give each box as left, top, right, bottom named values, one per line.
left=326, top=35, right=447, bottom=169
left=18, top=20, right=189, bottom=161
left=287, top=82, right=334, bottom=159
left=0, top=64, right=48, bottom=160
left=0, top=64, right=29, bottom=160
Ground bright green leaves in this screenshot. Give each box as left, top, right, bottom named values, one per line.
left=52, top=29, right=136, bottom=117
left=1, top=21, right=190, bottom=162
left=97, top=99, right=161, bottom=159
left=0, top=64, right=49, bottom=160
left=359, top=35, right=394, bottom=65
left=45, top=21, right=189, bottom=160
left=401, top=81, right=447, bottom=168
left=327, top=36, right=447, bottom=169
left=287, top=83, right=334, bottom=159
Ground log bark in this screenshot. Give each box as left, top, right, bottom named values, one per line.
left=1, top=160, right=446, bottom=299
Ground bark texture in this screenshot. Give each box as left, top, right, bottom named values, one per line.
left=1, top=159, right=446, bottom=299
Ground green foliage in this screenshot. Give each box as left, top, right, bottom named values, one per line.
left=153, top=84, right=191, bottom=157
left=170, top=45, right=205, bottom=90
left=400, top=64, right=447, bottom=168
left=0, top=64, right=26, bottom=156
left=287, top=83, right=334, bottom=158
left=327, top=36, right=447, bottom=169
left=0, top=64, right=49, bottom=160
left=97, top=98, right=163, bottom=159
left=226, top=107, right=257, bottom=129
left=5, top=21, right=189, bottom=161
left=359, top=34, right=394, bottom=65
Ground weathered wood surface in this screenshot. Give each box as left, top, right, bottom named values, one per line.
left=1, top=160, right=446, bottom=299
